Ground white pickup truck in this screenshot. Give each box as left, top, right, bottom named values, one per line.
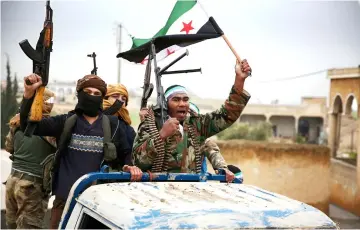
left=58, top=166, right=338, bottom=229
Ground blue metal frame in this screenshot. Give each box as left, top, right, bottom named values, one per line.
left=59, top=166, right=243, bottom=229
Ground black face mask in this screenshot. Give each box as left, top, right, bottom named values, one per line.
left=75, top=91, right=103, bottom=117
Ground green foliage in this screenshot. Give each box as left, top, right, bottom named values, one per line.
left=13, top=74, right=18, bottom=97
left=351, top=111, right=358, bottom=120
left=296, top=135, right=306, bottom=144
left=217, top=121, right=272, bottom=141
left=348, top=151, right=357, bottom=159
left=1, top=56, right=19, bottom=148
left=247, top=122, right=273, bottom=141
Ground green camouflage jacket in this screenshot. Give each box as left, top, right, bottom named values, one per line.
left=201, top=138, right=227, bottom=170
left=132, top=86, right=250, bottom=173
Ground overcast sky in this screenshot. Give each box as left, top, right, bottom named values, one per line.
left=2, top=0, right=360, bottom=106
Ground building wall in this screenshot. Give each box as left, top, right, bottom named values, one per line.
left=330, top=158, right=360, bottom=216
left=301, top=97, right=327, bottom=107
left=329, top=78, right=360, bottom=115
left=241, top=103, right=327, bottom=119
left=239, top=115, right=266, bottom=125
left=269, top=116, right=295, bottom=138
left=212, top=140, right=331, bottom=214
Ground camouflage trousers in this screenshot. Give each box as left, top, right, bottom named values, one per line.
left=5, top=173, right=49, bottom=229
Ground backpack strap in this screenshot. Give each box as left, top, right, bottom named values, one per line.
left=102, top=115, right=111, bottom=143
left=58, top=114, right=78, bottom=152
left=49, top=113, right=78, bottom=194
left=102, top=115, right=117, bottom=162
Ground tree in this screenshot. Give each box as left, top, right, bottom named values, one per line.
left=13, top=73, right=18, bottom=98
left=1, top=56, right=19, bottom=148
left=217, top=121, right=273, bottom=141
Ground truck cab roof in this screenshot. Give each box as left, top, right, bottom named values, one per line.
left=60, top=171, right=337, bottom=229
left=76, top=182, right=336, bottom=229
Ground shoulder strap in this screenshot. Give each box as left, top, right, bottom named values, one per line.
left=39, top=136, right=57, bottom=152
left=14, top=126, right=21, bottom=134
left=102, top=115, right=119, bottom=162
left=102, top=115, right=113, bottom=143
left=58, top=114, right=78, bottom=151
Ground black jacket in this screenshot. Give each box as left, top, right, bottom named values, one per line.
left=19, top=96, right=134, bottom=191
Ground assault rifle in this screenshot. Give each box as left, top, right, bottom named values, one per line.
left=19, top=0, right=53, bottom=136
left=142, top=41, right=202, bottom=127
left=140, top=44, right=154, bottom=109
left=87, top=52, right=98, bottom=75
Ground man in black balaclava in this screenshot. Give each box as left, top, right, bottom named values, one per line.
left=20, top=74, right=143, bottom=229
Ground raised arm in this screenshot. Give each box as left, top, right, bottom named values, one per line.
left=192, top=59, right=251, bottom=140
left=20, top=74, right=66, bottom=137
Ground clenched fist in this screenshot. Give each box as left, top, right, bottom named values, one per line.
left=235, top=59, right=252, bottom=80
left=23, top=73, right=43, bottom=99
left=159, top=118, right=179, bottom=140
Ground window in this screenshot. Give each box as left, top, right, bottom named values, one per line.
left=78, top=213, right=110, bottom=229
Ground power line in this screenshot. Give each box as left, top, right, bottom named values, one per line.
left=253, top=69, right=328, bottom=84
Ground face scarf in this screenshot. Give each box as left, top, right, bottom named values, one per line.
left=103, top=84, right=132, bottom=125
left=75, top=91, right=103, bottom=117
left=103, top=97, right=131, bottom=125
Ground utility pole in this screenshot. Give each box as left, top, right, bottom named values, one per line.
left=117, top=23, right=122, bottom=83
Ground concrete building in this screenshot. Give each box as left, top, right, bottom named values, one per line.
left=327, top=67, right=360, bottom=157
left=239, top=97, right=327, bottom=143
left=47, top=80, right=77, bottom=104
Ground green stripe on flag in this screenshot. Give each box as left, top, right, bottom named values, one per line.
left=131, top=0, right=197, bottom=48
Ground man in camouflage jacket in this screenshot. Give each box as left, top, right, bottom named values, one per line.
left=138, top=102, right=229, bottom=175
left=133, top=59, right=251, bottom=182
left=188, top=102, right=228, bottom=174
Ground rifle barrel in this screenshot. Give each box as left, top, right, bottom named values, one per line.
left=162, top=68, right=201, bottom=75
left=87, top=52, right=97, bottom=75
left=158, top=50, right=189, bottom=75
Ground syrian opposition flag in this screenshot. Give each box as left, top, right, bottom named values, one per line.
left=117, top=0, right=224, bottom=64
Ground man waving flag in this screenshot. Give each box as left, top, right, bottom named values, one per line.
left=117, top=0, right=224, bottom=64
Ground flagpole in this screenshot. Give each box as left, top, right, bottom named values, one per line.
left=221, top=34, right=242, bottom=62
left=198, top=0, right=242, bottom=62
left=198, top=0, right=251, bottom=75
left=222, top=34, right=251, bottom=76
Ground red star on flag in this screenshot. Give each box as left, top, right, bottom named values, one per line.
left=180, top=20, right=194, bottom=34
left=141, top=58, right=148, bottom=64
left=166, top=48, right=175, bottom=56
